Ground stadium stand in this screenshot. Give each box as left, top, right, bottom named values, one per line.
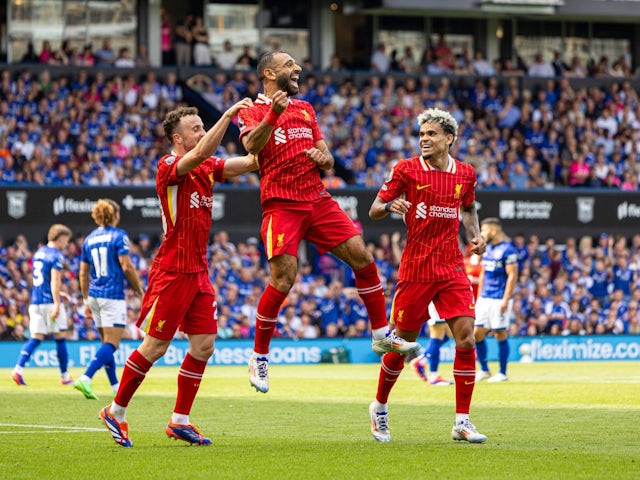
left=1, top=61, right=640, bottom=341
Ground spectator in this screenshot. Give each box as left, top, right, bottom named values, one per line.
left=528, top=53, right=555, bottom=77
left=217, top=40, right=237, bottom=70
left=370, top=42, right=390, bottom=73
left=191, top=16, right=211, bottom=66
left=94, top=39, right=116, bottom=66
left=173, top=16, right=192, bottom=66
left=114, top=47, right=135, bottom=68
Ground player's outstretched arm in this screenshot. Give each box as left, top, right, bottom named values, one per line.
left=242, top=90, right=288, bottom=155
left=177, top=98, right=253, bottom=176
left=222, top=153, right=260, bottom=179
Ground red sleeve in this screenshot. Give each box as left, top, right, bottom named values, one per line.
left=157, top=154, right=186, bottom=188
left=238, top=106, right=259, bottom=142
left=461, top=165, right=477, bottom=208
left=377, top=162, right=407, bottom=202
left=204, top=157, right=226, bottom=183
left=308, top=102, right=323, bottom=142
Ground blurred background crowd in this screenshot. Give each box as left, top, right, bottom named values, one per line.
left=1, top=27, right=640, bottom=342
left=1, top=225, right=639, bottom=343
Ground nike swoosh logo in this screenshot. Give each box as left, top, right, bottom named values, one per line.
left=465, top=380, right=475, bottom=385
left=417, top=184, right=431, bottom=190
left=258, top=326, right=272, bottom=330
left=469, top=304, right=475, bottom=310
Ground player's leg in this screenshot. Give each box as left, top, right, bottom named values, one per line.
left=52, top=305, right=73, bottom=385
left=425, top=322, right=453, bottom=385
left=473, top=297, right=492, bottom=381
left=488, top=330, right=509, bottom=382
left=166, top=331, right=215, bottom=446
left=369, top=283, right=428, bottom=442
left=249, top=253, right=295, bottom=393
left=75, top=298, right=125, bottom=399
left=437, top=280, right=486, bottom=443
left=167, top=281, right=217, bottom=445
left=12, top=307, right=46, bottom=386
left=12, top=305, right=48, bottom=385
left=101, top=271, right=187, bottom=447
left=330, top=235, right=420, bottom=355
left=250, top=204, right=304, bottom=393
left=487, top=301, right=512, bottom=382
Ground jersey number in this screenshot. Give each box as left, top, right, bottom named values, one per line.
left=32, top=260, right=44, bottom=286
left=91, top=246, right=109, bottom=277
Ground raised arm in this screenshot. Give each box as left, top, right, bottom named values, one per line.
left=241, top=90, right=288, bottom=154
left=177, top=98, right=253, bottom=176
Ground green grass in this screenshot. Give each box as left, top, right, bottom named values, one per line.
left=1, top=362, right=638, bottom=480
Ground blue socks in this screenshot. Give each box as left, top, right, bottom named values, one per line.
left=426, top=337, right=444, bottom=373
left=84, top=342, right=117, bottom=379
left=476, top=338, right=489, bottom=372
left=55, top=339, right=69, bottom=374
left=498, top=339, right=510, bottom=375
left=16, top=338, right=41, bottom=367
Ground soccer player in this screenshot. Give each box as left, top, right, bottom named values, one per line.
left=474, top=218, right=518, bottom=383
left=11, top=224, right=74, bottom=386
left=99, top=101, right=258, bottom=448
left=410, top=302, right=454, bottom=386
left=75, top=198, right=144, bottom=400
left=367, top=107, right=487, bottom=443
left=238, top=50, right=419, bottom=394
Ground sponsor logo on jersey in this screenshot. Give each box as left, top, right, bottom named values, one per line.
left=190, top=192, right=214, bottom=210
left=415, top=202, right=458, bottom=219
left=416, top=184, right=431, bottom=190
left=274, top=127, right=287, bottom=145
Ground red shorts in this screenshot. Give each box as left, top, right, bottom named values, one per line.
left=391, top=276, right=476, bottom=332
left=261, top=196, right=360, bottom=259
left=137, top=268, right=217, bottom=341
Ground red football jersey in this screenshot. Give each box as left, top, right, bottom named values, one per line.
left=238, top=93, right=325, bottom=203
left=378, top=155, right=477, bottom=282
left=153, top=153, right=225, bottom=273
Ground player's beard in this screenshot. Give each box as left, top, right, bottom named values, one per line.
left=276, top=72, right=299, bottom=96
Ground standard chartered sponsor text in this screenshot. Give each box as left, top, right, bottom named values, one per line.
left=529, top=339, right=640, bottom=361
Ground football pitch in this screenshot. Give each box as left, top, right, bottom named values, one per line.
left=0, top=361, right=638, bottom=480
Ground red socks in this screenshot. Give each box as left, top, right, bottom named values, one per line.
left=174, top=353, right=208, bottom=415
left=375, top=352, right=405, bottom=404
left=354, top=263, right=388, bottom=330
left=254, top=284, right=288, bottom=354
left=453, top=347, right=476, bottom=414
left=114, top=349, right=152, bottom=407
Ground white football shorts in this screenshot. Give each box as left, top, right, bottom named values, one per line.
left=86, top=297, right=127, bottom=328
left=29, top=303, right=68, bottom=335
left=474, top=297, right=512, bottom=331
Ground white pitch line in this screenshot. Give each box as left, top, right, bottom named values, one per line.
left=0, top=423, right=104, bottom=432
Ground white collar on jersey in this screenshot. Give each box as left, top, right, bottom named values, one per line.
left=256, top=93, right=293, bottom=105
left=421, top=154, right=456, bottom=173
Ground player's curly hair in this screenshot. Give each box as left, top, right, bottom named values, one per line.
left=91, top=198, right=120, bottom=227
left=47, top=224, right=72, bottom=242
left=417, top=108, right=459, bottom=145
left=162, top=106, right=199, bottom=143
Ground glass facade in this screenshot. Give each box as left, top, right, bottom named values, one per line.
left=8, top=0, right=137, bottom=63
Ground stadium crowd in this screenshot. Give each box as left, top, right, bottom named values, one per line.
left=1, top=226, right=639, bottom=343
left=1, top=46, right=640, bottom=189
left=1, top=41, right=640, bottom=342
